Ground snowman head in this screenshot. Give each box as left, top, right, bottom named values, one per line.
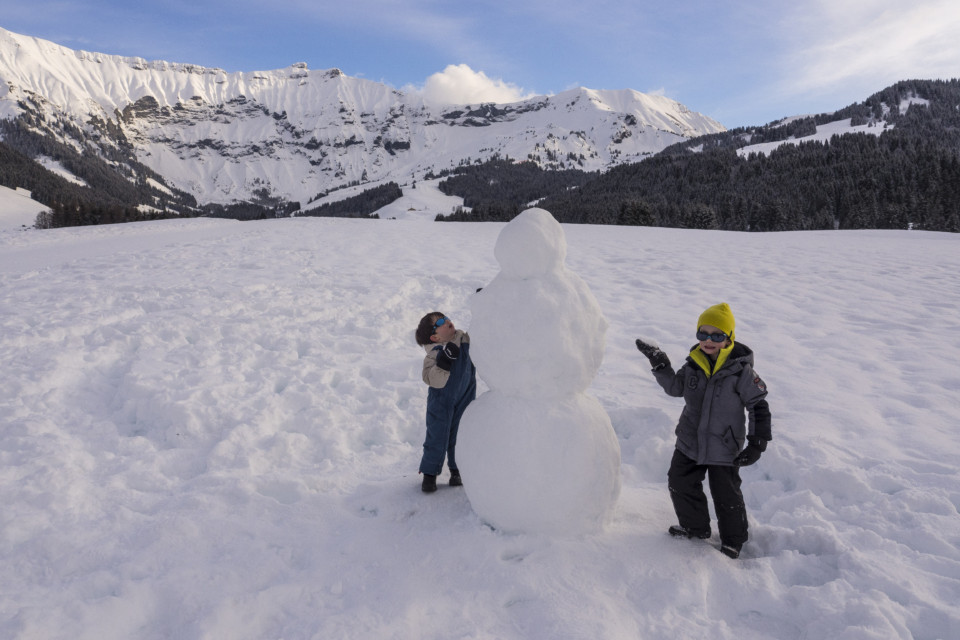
left=494, top=208, right=566, bottom=279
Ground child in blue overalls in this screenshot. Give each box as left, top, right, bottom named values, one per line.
left=415, top=312, right=477, bottom=493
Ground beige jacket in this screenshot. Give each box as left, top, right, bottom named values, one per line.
left=422, top=330, right=470, bottom=389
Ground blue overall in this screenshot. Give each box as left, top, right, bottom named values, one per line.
left=420, top=341, right=476, bottom=476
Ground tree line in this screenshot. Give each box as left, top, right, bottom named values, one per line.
left=298, top=182, right=402, bottom=218
left=437, top=79, right=960, bottom=232
left=436, top=157, right=596, bottom=222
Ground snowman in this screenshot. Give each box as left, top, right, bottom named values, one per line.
left=458, top=208, right=621, bottom=535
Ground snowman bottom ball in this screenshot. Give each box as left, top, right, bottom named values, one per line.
left=458, top=390, right=621, bottom=536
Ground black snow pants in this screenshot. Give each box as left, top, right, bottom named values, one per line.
left=667, top=449, right=748, bottom=546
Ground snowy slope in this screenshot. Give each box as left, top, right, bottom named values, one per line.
left=735, top=96, right=929, bottom=158
left=1, top=216, right=958, bottom=639
left=737, top=119, right=892, bottom=158
left=0, top=26, right=725, bottom=206
left=0, top=184, right=48, bottom=230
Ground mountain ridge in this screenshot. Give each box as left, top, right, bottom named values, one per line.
left=0, top=25, right=724, bottom=210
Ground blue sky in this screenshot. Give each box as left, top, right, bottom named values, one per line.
left=2, top=0, right=959, bottom=128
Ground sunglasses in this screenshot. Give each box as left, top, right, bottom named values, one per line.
left=433, top=317, right=449, bottom=331
left=696, top=330, right=728, bottom=343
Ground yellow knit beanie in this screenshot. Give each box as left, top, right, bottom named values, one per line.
left=697, top=303, right=735, bottom=341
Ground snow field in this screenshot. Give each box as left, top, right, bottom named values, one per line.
left=1, top=217, right=958, bottom=639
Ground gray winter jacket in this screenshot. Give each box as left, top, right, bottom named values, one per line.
left=653, top=342, right=770, bottom=466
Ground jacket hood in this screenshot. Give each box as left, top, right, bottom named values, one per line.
left=688, top=341, right=754, bottom=376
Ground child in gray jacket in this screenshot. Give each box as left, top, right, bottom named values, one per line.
left=636, top=303, right=771, bottom=559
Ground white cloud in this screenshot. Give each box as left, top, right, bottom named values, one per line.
left=410, top=64, right=534, bottom=106
left=780, top=0, right=960, bottom=99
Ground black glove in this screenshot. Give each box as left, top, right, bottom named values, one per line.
left=435, top=342, right=460, bottom=371
left=635, top=338, right=670, bottom=371
left=734, top=437, right=766, bottom=467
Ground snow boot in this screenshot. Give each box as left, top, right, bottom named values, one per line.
left=422, top=474, right=437, bottom=493
left=668, top=525, right=711, bottom=539
left=449, top=469, right=462, bottom=487
left=720, top=543, right=742, bottom=559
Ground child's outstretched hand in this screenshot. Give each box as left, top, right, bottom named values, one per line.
left=635, top=338, right=670, bottom=371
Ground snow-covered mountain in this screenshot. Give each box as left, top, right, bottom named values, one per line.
left=0, top=26, right=725, bottom=207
